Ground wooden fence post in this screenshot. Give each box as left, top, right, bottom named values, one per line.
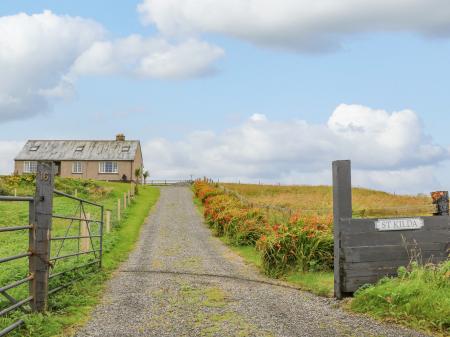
left=431, top=191, right=449, bottom=216
left=81, top=213, right=90, bottom=252
left=105, top=210, right=111, bottom=233
left=117, top=199, right=121, bottom=222
left=128, top=190, right=131, bottom=203
left=30, top=161, right=54, bottom=312
left=123, top=192, right=127, bottom=209
left=14, top=188, right=17, bottom=197
left=332, top=160, right=352, bottom=300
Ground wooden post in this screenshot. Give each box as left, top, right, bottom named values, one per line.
left=117, top=199, right=121, bottom=222
left=123, top=192, right=127, bottom=209
left=332, top=160, right=352, bottom=300
left=30, top=161, right=54, bottom=312
left=128, top=190, right=131, bottom=203
left=431, top=191, right=449, bottom=216
left=74, top=189, right=78, bottom=197
left=105, top=210, right=111, bottom=233
left=14, top=188, right=17, bottom=197
left=81, top=213, right=90, bottom=252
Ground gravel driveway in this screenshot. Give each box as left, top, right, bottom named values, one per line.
left=75, top=186, right=429, bottom=337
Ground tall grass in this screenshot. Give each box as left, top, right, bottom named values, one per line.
left=351, top=261, right=450, bottom=335
left=223, top=183, right=434, bottom=217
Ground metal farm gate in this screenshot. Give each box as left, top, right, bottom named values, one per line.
left=332, top=160, right=450, bottom=299
left=0, top=162, right=104, bottom=336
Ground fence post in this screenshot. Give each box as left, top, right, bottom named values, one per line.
left=30, top=161, right=54, bottom=312
left=128, top=190, right=131, bottom=203
left=117, top=199, right=121, bottom=222
left=332, top=160, right=352, bottom=300
left=123, top=192, right=127, bottom=209
left=81, top=213, right=90, bottom=252
left=431, top=191, right=449, bottom=216
left=105, top=210, right=111, bottom=233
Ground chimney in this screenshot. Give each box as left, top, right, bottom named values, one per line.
left=116, top=133, right=125, bottom=141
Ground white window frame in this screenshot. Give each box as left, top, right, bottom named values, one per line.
left=99, top=161, right=118, bottom=174
left=72, top=161, right=83, bottom=174
left=23, top=161, right=37, bottom=173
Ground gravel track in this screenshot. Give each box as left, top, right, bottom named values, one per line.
left=75, top=186, right=429, bottom=337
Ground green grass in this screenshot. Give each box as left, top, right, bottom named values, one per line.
left=0, top=178, right=159, bottom=336
left=284, top=271, right=334, bottom=297
left=350, top=261, right=450, bottom=336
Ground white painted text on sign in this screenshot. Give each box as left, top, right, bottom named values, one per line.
left=375, top=218, right=424, bottom=231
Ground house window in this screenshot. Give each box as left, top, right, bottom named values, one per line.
left=23, top=161, right=38, bottom=173
left=72, top=161, right=83, bottom=174
left=75, top=145, right=85, bottom=152
left=29, top=145, right=40, bottom=151
left=99, top=161, right=118, bottom=174
left=121, top=146, right=130, bottom=152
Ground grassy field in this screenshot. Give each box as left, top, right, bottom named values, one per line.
left=0, top=175, right=159, bottom=336
left=222, top=183, right=434, bottom=217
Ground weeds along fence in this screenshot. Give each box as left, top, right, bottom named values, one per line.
left=0, top=162, right=106, bottom=336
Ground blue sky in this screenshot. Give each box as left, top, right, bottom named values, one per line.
left=1, top=1, right=450, bottom=193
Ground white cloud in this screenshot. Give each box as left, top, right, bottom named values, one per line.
left=72, top=36, right=224, bottom=79
left=142, top=104, right=449, bottom=194
left=138, top=0, right=450, bottom=51
left=0, top=11, right=223, bottom=122
left=0, top=10, right=104, bottom=122
left=0, top=141, right=25, bottom=174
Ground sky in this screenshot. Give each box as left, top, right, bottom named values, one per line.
left=1, top=0, right=450, bottom=194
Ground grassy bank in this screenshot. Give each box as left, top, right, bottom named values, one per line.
left=0, top=176, right=159, bottom=336
left=221, top=237, right=333, bottom=297
left=351, top=261, right=450, bottom=336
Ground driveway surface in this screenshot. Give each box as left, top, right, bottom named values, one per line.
left=75, top=186, right=429, bottom=337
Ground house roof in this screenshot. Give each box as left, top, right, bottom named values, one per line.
left=15, top=140, right=141, bottom=161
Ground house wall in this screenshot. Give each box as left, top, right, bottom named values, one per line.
left=132, top=145, right=144, bottom=182
left=14, top=160, right=137, bottom=181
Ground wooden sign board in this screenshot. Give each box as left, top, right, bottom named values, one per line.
left=375, top=218, right=424, bottom=231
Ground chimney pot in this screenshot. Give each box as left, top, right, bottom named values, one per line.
left=116, top=133, right=125, bottom=141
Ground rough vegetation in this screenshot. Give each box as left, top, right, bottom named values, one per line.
left=352, top=261, right=450, bottom=335
left=222, top=183, right=434, bottom=217
left=194, top=181, right=333, bottom=278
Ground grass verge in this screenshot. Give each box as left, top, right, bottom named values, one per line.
left=1, top=183, right=159, bottom=337
left=350, top=261, right=450, bottom=336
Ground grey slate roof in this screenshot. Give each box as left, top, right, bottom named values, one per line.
left=15, top=140, right=140, bottom=161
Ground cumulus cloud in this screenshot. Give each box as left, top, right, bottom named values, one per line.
left=0, top=141, right=25, bottom=174
left=72, top=36, right=224, bottom=79
left=138, top=0, right=450, bottom=51
left=0, top=11, right=104, bottom=122
left=0, top=11, right=223, bottom=122
left=142, top=104, right=449, bottom=193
